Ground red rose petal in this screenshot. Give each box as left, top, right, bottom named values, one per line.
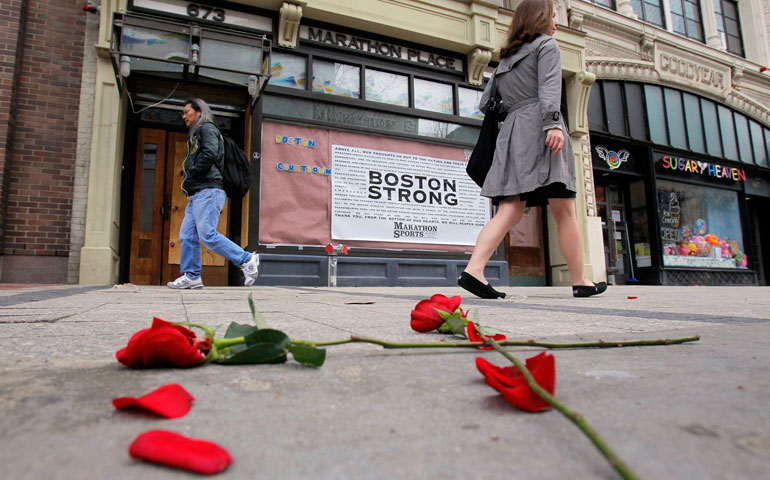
left=129, top=430, right=232, bottom=475
left=466, top=322, right=506, bottom=349
left=113, top=384, right=195, bottom=419
left=475, top=353, right=556, bottom=413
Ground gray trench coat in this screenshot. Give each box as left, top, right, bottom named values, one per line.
left=478, top=34, right=576, bottom=199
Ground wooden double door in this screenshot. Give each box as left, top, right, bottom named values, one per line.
left=128, top=128, right=229, bottom=286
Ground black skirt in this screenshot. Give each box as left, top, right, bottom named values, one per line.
left=492, top=182, right=576, bottom=207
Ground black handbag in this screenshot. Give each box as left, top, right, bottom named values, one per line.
left=466, top=73, right=504, bottom=188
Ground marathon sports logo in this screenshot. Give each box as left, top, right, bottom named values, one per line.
left=392, top=221, right=438, bottom=239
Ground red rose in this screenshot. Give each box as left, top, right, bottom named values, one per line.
left=410, top=294, right=464, bottom=333
left=116, top=317, right=207, bottom=369
left=476, top=352, right=556, bottom=412
left=129, top=430, right=232, bottom=475
left=466, top=321, right=507, bottom=349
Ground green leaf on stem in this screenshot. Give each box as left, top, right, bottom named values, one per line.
left=445, top=313, right=468, bottom=336
left=217, top=328, right=293, bottom=364
left=436, top=322, right=452, bottom=333
left=217, top=343, right=288, bottom=364
left=223, top=322, right=259, bottom=353
left=435, top=308, right=451, bottom=321
left=288, top=344, right=326, bottom=367
left=478, top=325, right=503, bottom=337
left=248, top=293, right=268, bottom=330
left=244, top=329, right=292, bottom=350
left=224, top=322, right=259, bottom=338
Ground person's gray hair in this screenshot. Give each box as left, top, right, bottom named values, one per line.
left=185, top=98, right=216, bottom=139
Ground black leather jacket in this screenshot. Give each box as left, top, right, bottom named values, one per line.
left=181, top=121, right=224, bottom=196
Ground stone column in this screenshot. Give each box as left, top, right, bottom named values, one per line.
left=78, top=0, right=128, bottom=285
left=616, top=0, right=639, bottom=19
left=700, top=0, right=723, bottom=49
left=548, top=69, right=607, bottom=285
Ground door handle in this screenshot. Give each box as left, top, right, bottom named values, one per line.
left=170, top=241, right=175, bottom=247
left=160, top=205, right=166, bottom=216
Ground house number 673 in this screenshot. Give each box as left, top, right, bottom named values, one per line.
left=187, top=3, right=225, bottom=22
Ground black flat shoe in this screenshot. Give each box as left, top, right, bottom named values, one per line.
left=458, top=272, right=506, bottom=299
left=572, top=281, right=607, bottom=298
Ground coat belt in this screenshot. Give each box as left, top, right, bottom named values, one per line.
left=505, top=97, right=538, bottom=114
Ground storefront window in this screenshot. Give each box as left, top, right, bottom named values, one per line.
left=657, top=179, right=747, bottom=269
left=700, top=99, right=722, bottom=157
left=458, top=87, right=484, bottom=119
left=365, top=69, right=408, bottom=107
left=417, top=119, right=478, bottom=142
left=414, top=78, right=453, bottom=115
left=120, top=26, right=188, bottom=74
left=644, top=85, right=668, bottom=145
left=733, top=113, right=753, bottom=164
left=604, top=82, right=627, bottom=136
left=749, top=120, right=768, bottom=166
left=270, top=52, right=306, bottom=89
left=717, top=105, right=738, bottom=161
left=664, top=89, right=687, bottom=150
left=630, top=0, right=665, bottom=27
left=625, top=83, right=647, bottom=140
left=312, top=60, right=360, bottom=98
left=714, top=0, right=745, bottom=56
left=670, top=0, right=704, bottom=41
left=682, top=93, right=705, bottom=154
left=588, top=83, right=606, bottom=132
left=766, top=128, right=770, bottom=165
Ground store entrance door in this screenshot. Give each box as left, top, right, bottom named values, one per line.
left=747, top=196, right=770, bottom=285
left=596, top=182, right=631, bottom=284
left=128, top=128, right=229, bottom=286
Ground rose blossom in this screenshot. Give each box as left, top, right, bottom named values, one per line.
left=116, top=317, right=207, bottom=369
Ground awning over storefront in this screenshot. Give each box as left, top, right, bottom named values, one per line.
left=109, top=12, right=271, bottom=105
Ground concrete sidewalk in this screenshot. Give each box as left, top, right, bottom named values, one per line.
left=0, top=284, right=768, bottom=479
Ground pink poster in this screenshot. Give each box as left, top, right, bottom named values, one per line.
left=259, top=121, right=490, bottom=252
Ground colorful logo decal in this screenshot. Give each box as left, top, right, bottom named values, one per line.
left=595, top=146, right=629, bottom=170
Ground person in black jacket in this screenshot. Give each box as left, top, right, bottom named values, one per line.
left=167, top=98, right=259, bottom=289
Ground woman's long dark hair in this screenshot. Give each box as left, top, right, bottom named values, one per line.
left=185, top=98, right=216, bottom=140
left=499, top=0, right=554, bottom=58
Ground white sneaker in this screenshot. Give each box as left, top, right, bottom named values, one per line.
left=240, top=253, right=259, bottom=286
left=167, top=275, right=203, bottom=289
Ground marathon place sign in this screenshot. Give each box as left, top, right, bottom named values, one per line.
left=299, top=26, right=464, bottom=73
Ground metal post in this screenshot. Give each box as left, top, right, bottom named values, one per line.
left=325, top=243, right=348, bottom=287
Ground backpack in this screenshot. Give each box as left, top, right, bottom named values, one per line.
left=221, top=135, right=251, bottom=200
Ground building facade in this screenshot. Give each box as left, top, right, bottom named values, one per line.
left=567, top=0, right=770, bottom=285
left=0, top=0, right=90, bottom=284
left=5, top=0, right=602, bottom=287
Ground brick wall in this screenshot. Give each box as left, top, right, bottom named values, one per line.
left=0, top=0, right=86, bottom=283
left=0, top=0, right=27, bottom=257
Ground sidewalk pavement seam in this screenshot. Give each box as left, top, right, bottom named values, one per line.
left=288, top=287, right=770, bottom=325
left=0, top=285, right=106, bottom=307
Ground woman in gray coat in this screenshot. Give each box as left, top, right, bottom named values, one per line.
left=458, top=0, right=606, bottom=299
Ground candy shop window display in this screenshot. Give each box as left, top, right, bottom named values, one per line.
left=657, top=180, right=747, bottom=269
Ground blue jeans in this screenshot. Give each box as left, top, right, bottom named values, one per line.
left=179, top=188, right=251, bottom=278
